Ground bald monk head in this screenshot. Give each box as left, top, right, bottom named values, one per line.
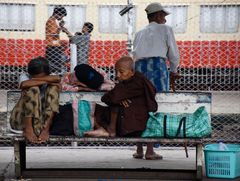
left=115, top=56, right=135, bottom=81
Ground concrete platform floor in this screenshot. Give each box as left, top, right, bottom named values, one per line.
left=1, top=146, right=240, bottom=181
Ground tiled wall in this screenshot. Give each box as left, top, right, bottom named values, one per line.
left=0, top=39, right=239, bottom=68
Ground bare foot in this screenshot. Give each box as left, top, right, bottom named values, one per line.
left=23, top=129, right=38, bottom=143
left=38, top=129, right=49, bottom=143
left=133, top=152, right=144, bottom=159
left=107, top=127, right=116, bottom=137
left=133, top=145, right=144, bottom=159
left=145, top=152, right=163, bottom=160
left=84, top=127, right=109, bottom=137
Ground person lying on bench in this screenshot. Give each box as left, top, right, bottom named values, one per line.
left=84, top=56, right=162, bottom=160
left=61, top=64, right=115, bottom=91
left=10, top=57, right=60, bottom=143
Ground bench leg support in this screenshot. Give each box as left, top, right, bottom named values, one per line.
left=196, top=143, right=203, bottom=180
left=14, top=140, right=26, bottom=178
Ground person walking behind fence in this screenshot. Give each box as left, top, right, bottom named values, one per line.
left=10, top=57, right=61, bottom=143
left=45, top=6, right=67, bottom=74
left=62, top=22, right=94, bottom=64
left=132, top=2, right=181, bottom=160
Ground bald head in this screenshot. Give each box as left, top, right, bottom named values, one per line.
left=115, top=56, right=135, bottom=81
left=115, top=56, right=134, bottom=71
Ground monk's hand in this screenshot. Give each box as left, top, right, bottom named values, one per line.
left=170, top=72, right=181, bottom=92
left=120, top=99, right=132, bottom=108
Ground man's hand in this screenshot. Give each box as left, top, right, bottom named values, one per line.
left=49, top=82, right=62, bottom=90
left=61, top=26, right=73, bottom=38
left=170, top=72, right=181, bottom=92
left=71, top=81, right=88, bottom=87
left=78, top=86, right=95, bottom=92
left=120, top=99, right=132, bottom=108
left=59, top=20, right=65, bottom=28
left=33, top=75, right=61, bottom=83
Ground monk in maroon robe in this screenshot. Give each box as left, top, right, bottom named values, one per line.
left=85, top=56, right=162, bottom=160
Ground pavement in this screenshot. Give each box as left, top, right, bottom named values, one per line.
left=1, top=146, right=240, bottom=181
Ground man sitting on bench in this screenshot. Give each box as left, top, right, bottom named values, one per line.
left=85, top=56, right=162, bottom=160
left=10, top=57, right=61, bottom=143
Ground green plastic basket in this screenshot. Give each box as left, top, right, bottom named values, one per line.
left=204, top=144, right=240, bottom=179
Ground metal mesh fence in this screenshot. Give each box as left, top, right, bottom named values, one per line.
left=0, top=0, right=239, bottom=146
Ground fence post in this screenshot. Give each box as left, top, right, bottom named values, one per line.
left=70, top=44, right=77, bottom=72
left=127, top=0, right=134, bottom=56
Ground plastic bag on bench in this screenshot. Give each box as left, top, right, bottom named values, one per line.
left=72, top=100, right=94, bottom=137
left=142, top=106, right=212, bottom=138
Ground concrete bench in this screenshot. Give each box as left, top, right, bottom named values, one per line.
left=6, top=91, right=212, bottom=180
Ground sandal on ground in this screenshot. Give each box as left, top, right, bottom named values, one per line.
left=145, top=152, right=163, bottom=160
left=132, top=152, right=144, bottom=159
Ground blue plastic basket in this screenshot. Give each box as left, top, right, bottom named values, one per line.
left=204, top=144, right=240, bottom=179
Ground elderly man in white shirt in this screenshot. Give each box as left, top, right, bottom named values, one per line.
left=133, top=2, right=180, bottom=92
left=132, top=2, right=181, bottom=160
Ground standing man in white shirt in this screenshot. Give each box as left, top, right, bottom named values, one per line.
left=133, top=2, right=180, bottom=92
left=132, top=2, right=181, bottom=160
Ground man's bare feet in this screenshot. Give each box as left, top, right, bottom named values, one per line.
left=23, top=117, right=38, bottom=143
left=23, top=129, right=38, bottom=143
left=38, top=112, right=54, bottom=143
left=145, top=152, right=163, bottom=160
left=145, top=143, right=162, bottom=160
left=133, top=152, right=144, bottom=159
left=84, top=127, right=109, bottom=137
left=38, top=128, right=49, bottom=143
left=133, top=143, right=144, bottom=159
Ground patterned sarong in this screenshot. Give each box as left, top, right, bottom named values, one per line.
left=10, top=85, right=59, bottom=136
left=135, top=57, right=169, bottom=92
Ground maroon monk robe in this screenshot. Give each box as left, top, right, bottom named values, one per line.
left=101, top=71, right=158, bottom=136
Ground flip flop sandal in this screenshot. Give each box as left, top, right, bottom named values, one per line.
left=132, top=152, right=144, bottom=159
left=145, top=153, right=163, bottom=160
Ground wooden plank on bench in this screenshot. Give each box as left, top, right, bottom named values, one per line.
left=13, top=136, right=203, bottom=144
